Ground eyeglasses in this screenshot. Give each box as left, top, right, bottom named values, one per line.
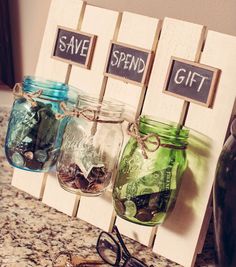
left=53, top=226, right=149, bottom=267
left=96, top=226, right=148, bottom=267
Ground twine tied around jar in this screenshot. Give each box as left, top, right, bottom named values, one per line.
left=55, top=102, right=97, bottom=121
left=13, top=83, right=43, bottom=107
left=55, top=102, right=124, bottom=124
left=127, top=120, right=187, bottom=159
left=127, top=121, right=160, bottom=159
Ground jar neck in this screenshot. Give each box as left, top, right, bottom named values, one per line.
left=22, top=76, right=69, bottom=101
left=76, top=95, right=124, bottom=123
left=139, top=115, right=189, bottom=147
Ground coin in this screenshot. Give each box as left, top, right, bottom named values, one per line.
left=12, top=152, right=25, bottom=167
left=148, top=193, right=160, bottom=211
left=34, top=150, right=48, bottom=163
left=135, top=208, right=153, bottom=222
left=152, top=212, right=166, bottom=224
left=24, top=151, right=34, bottom=160
left=114, top=199, right=125, bottom=215
left=124, top=200, right=137, bottom=217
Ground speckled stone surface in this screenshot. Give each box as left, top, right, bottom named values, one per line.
left=0, top=106, right=216, bottom=267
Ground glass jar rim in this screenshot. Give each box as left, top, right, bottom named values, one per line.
left=77, top=93, right=125, bottom=117
left=22, top=76, right=78, bottom=101
left=139, top=115, right=189, bottom=140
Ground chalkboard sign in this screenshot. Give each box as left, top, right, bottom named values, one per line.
left=164, top=57, right=220, bottom=107
left=104, top=41, right=153, bottom=85
left=52, top=26, right=97, bottom=69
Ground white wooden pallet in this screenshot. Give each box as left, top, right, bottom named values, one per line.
left=11, top=1, right=236, bottom=266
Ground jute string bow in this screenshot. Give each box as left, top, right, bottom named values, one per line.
left=13, top=83, right=43, bottom=107
left=127, top=120, right=186, bottom=159
left=55, top=102, right=97, bottom=121
left=127, top=120, right=160, bottom=159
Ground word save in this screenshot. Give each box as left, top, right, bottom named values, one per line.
left=58, top=35, right=89, bottom=57
left=174, top=68, right=209, bottom=92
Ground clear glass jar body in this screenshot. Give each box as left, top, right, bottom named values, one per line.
left=5, top=76, right=73, bottom=172
left=57, top=95, right=124, bottom=196
left=213, top=119, right=236, bottom=267
left=113, top=116, right=189, bottom=226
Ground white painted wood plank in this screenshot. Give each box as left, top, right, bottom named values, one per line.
left=69, top=6, right=121, bottom=229
left=142, top=17, right=205, bottom=122
left=153, top=130, right=219, bottom=267
left=11, top=169, right=46, bottom=198
left=11, top=0, right=84, bottom=198
left=36, top=0, right=84, bottom=81
left=104, top=12, right=161, bottom=246
left=115, top=217, right=154, bottom=247
left=104, top=12, right=161, bottom=119
left=69, top=5, right=120, bottom=96
left=186, top=31, right=236, bottom=144
left=42, top=172, right=78, bottom=216
left=77, top=191, right=114, bottom=231
left=117, top=12, right=160, bottom=50
left=140, top=18, right=207, bottom=266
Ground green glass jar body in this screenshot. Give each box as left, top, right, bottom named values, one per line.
left=113, top=116, right=189, bottom=226
left=5, top=76, right=76, bottom=172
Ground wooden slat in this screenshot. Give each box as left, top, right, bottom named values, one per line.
left=36, top=0, right=84, bottom=81
left=153, top=130, right=217, bottom=267
left=104, top=12, right=161, bottom=243
left=77, top=191, right=115, bottom=231
left=186, top=31, right=236, bottom=144
left=69, top=5, right=121, bottom=96
left=70, top=6, right=121, bottom=230
left=11, top=0, right=84, bottom=199
left=115, top=217, right=154, bottom=247
left=11, top=169, right=47, bottom=198
left=104, top=12, right=161, bottom=120
left=142, top=17, right=206, bottom=122
left=42, top=172, right=78, bottom=216
left=141, top=17, right=207, bottom=267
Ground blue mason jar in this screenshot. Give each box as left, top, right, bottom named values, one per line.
left=5, top=76, right=77, bottom=172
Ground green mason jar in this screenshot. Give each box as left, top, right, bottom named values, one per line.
left=112, top=115, right=189, bottom=226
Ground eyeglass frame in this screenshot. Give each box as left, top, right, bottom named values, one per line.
left=96, top=225, right=148, bottom=267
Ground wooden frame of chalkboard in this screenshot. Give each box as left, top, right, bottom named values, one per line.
left=104, top=41, right=154, bottom=86
left=51, top=26, right=97, bottom=69
left=163, top=57, right=220, bottom=107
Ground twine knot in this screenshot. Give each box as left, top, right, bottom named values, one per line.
left=13, top=83, right=43, bottom=107
left=55, top=102, right=97, bottom=121
left=127, top=121, right=160, bottom=159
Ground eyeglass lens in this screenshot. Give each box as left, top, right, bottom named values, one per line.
left=97, top=232, right=119, bottom=265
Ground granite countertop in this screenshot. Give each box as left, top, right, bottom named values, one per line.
left=0, top=106, right=216, bottom=267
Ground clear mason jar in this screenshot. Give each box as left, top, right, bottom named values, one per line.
left=57, top=95, right=124, bottom=196
left=5, top=76, right=77, bottom=172
left=112, top=115, right=189, bottom=226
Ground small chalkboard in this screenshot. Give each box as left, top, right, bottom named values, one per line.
left=52, top=26, right=96, bottom=69
left=104, top=41, right=153, bottom=86
left=164, top=57, right=220, bottom=107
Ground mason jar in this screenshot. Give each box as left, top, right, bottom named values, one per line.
left=213, top=118, right=236, bottom=267
left=56, top=94, right=124, bottom=196
left=112, top=115, right=189, bottom=226
left=5, top=76, right=77, bottom=172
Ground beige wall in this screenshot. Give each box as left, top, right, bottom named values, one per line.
left=9, top=0, right=236, bottom=82
left=9, top=0, right=51, bottom=81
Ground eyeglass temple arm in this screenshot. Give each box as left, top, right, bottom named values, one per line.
left=113, top=225, right=131, bottom=257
